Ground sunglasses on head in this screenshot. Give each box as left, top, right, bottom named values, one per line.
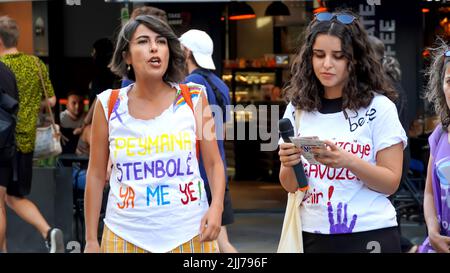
left=314, top=12, right=356, bottom=24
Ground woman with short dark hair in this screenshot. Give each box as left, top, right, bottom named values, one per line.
left=84, top=15, right=225, bottom=253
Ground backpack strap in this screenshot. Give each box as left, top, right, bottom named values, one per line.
left=193, top=69, right=226, bottom=118
left=179, top=84, right=200, bottom=161
left=107, top=89, right=120, bottom=120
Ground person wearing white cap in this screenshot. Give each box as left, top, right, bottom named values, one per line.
left=180, top=29, right=237, bottom=253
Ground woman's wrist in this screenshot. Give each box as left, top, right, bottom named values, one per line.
left=428, top=227, right=441, bottom=238
left=342, top=150, right=356, bottom=169
left=85, top=236, right=99, bottom=244
left=209, top=201, right=224, bottom=212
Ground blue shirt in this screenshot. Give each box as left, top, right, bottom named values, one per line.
left=121, top=77, right=134, bottom=88
left=184, top=69, right=231, bottom=185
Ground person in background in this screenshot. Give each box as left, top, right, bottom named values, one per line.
left=278, top=11, right=407, bottom=252
left=369, top=35, right=416, bottom=253
left=89, top=38, right=118, bottom=107
left=419, top=40, right=450, bottom=253
left=0, top=15, right=64, bottom=253
left=180, top=29, right=237, bottom=253
left=0, top=60, right=18, bottom=253
left=60, top=90, right=85, bottom=154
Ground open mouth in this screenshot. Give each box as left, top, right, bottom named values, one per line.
left=149, top=57, right=161, bottom=65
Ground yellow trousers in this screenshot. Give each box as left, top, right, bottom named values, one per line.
left=100, top=225, right=219, bottom=253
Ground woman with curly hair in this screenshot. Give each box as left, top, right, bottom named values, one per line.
left=419, top=40, right=450, bottom=253
left=278, top=11, right=407, bottom=252
left=84, top=15, right=225, bottom=253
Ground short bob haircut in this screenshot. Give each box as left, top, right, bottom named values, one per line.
left=109, top=15, right=185, bottom=83
left=425, top=38, right=450, bottom=130
left=0, top=16, right=19, bottom=48
left=284, top=10, right=396, bottom=117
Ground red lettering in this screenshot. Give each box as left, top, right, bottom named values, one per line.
left=179, top=184, right=189, bottom=205
left=179, top=182, right=198, bottom=205
left=304, top=162, right=309, bottom=177
left=309, top=164, right=319, bottom=178
left=346, top=169, right=356, bottom=180
left=310, top=189, right=324, bottom=204
left=351, top=143, right=361, bottom=155
left=318, top=165, right=327, bottom=179
left=317, top=192, right=323, bottom=203
left=343, top=142, right=351, bottom=152
left=364, top=144, right=371, bottom=157
left=336, top=168, right=346, bottom=180
left=187, top=182, right=198, bottom=202
left=327, top=167, right=336, bottom=180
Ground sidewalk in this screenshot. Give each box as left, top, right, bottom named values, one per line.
left=226, top=180, right=284, bottom=252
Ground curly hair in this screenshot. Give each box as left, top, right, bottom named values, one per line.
left=109, top=15, right=185, bottom=83
left=425, top=38, right=450, bottom=130
left=284, top=11, right=397, bottom=116
left=383, top=56, right=401, bottom=82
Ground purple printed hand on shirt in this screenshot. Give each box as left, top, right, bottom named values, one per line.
left=328, top=202, right=357, bottom=234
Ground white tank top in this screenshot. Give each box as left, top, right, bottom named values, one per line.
left=97, top=82, right=209, bottom=252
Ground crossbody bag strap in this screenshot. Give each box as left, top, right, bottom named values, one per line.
left=34, top=57, right=56, bottom=131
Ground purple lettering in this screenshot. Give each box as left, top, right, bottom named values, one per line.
left=122, top=162, right=132, bottom=181
left=144, top=161, right=154, bottom=179
left=133, top=162, right=143, bottom=181
left=186, top=153, right=194, bottom=175
left=176, top=158, right=185, bottom=176
left=116, top=163, right=123, bottom=182
left=155, top=160, right=166, bottom=178
left=166, top=159, right=176, bottom=177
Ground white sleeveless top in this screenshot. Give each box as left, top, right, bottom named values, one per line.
left=97, top=82, right=209, bottom=252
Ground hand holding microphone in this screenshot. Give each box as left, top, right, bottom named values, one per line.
left=279, top=143, right=302, bottom=167
left=278, top=118, right=309, bottom=192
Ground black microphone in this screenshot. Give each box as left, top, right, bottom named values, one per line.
left=278, top=118, right=309, bottom=191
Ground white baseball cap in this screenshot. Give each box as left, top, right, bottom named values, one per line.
left=179, top=29, right=216, bottom=70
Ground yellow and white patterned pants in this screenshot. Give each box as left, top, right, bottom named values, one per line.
left=100, top=225, right=219, bottom=253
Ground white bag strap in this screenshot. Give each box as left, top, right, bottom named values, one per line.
left=294, top=107, right=302, bottom=136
